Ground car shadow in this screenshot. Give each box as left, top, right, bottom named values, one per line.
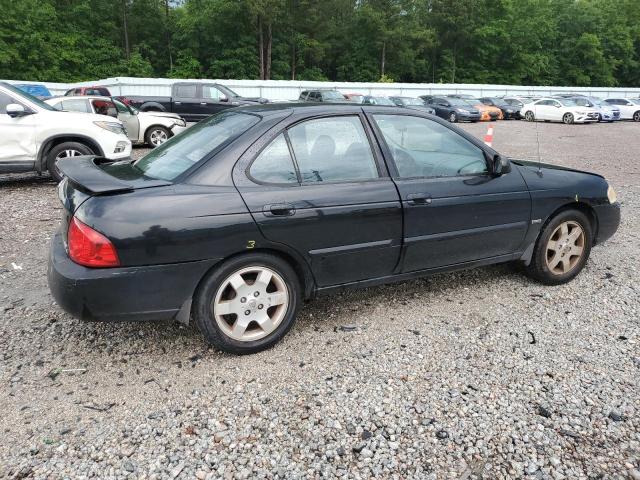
left=51, top=262, right=524, bottom=359
left=0, top=172, right=56, bottom=187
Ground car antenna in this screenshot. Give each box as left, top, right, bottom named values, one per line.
left=534, top=115, right=543, bottom=177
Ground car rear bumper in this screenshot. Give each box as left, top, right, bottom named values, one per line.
left=594, top=202, right=620, bottom=245
left=47, top=231, right=219, bottom=322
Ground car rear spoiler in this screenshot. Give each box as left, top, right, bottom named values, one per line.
left=57, top=156, right=171, bottom=194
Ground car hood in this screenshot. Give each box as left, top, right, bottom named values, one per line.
left=511, top=159, right=604, bottom=179
left=139, top=111, right=182, bottom=120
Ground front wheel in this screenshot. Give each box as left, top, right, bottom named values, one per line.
left=46, top=142, right=94, bottom=182
left=193, top=253, right=301, bottom=354
left=633, top=111, right=640, bottom=122
left=145, top=126, right=171, bottom=148
left=449, top=112, right=458, bottom=123
left=524, top=111, right=535, bottom=122
left=525, top=210, right=592, bottom=285
left=563, top=113, right=574, bottom=124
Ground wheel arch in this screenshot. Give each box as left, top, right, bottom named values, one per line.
left=144, top=124, right=173, bottom=140
left=37, top=135, right=104, bottom=173
left=139, top=102, right=166, bottom=112
left=179, top=246, right=316, bottom=325
left=521, top=201, right=598, bottom=265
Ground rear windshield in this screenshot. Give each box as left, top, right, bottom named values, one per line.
left=132, top=111, right=260, bottom=181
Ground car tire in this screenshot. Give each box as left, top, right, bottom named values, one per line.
left=449, top=112, right=458, bottom=123
left=597, top=114, right=603, bottom=122
left=145, top=126, right=171, bottom=148
left=46, top=142, right=94, bottom=182
left=633, top=111, right=640, bottom=122
left=524, top=111, right=535, bottom=122
left=193, top=253, right=301, bottom=354
left=525, top=209, right=593, bottom=286
left=563, top=113, right=574, bottom=124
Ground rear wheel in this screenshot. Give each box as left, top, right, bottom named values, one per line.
left=145, top=126, right=170, bottom=148
left=525, top=210, right=592, bottom=285
left=46, top=142, right=94, bottom=182
left=193, top=253, right=301, bottom=354
left=563, top=113, right=574, bottom=124
left=449, top=112, right=458, bottom=123
left=524, top=111, right=535, bottom=122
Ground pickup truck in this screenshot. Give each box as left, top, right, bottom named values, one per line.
left=124, top=82, right=268, bottom=122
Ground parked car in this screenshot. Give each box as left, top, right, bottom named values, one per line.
left=298, top=89, right=347, bottom=103
left=344, top=93, right=365, bottom=103
left=65, top=86, right=113, bottom=97
left=361, top=96, right=396, bottom=106
left=603, top=98, right=640, bottom=121
left=479, top=97, right=521, bottom=119
left=521, top=97, right=599, bottom=124
left=389, top=96, right=436, bottom=114
left=125, top=82, right=268, bottom=123
left=502, top=97, right=527, bottom=111
left=448, top=95, right=502, bottom=121
left=46, top=96, right=187, bottom=148
left=565, top=96, right=620, bottom=122
left=0, top=81, right=131, bottom=181
left=48, top=104, right=619, bottom=354
left=14, top=83, right=52, bottom=99
left=425, top=96, right=481, bottom=122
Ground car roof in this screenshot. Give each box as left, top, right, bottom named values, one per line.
left=48, top=95, right=113, bottom=102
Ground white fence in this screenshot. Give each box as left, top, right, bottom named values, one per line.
left=4, top=76, right=640, bottom=100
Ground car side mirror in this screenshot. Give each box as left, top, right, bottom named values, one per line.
left=492, top=154, right=511, bottom=176
left=220, top=96, right=229, bottom=102
left=6, top=103, right=28, bottom=118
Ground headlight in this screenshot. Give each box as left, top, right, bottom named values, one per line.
left=576, top=111, right=586, bottom=115
left=458, top=109, right=469, bottom=114
left=607, top=185, right=617, bottom=204
left=94, top=121, right=126, bottom=135
left=175, top=119, right=187, bottom=127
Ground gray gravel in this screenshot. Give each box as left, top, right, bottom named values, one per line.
left=1, top=121, right=639, bottom=479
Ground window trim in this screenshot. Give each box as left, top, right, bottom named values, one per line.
left=365, top=111, right=492, bottom=180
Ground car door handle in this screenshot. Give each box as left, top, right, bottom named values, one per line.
left=200, top=102, right=207, bottom=105
left=406, top=193, right=432, bottom=205
left=263, top=203, right=296, bottom=217
left=174, top=101, right=181, bottom=105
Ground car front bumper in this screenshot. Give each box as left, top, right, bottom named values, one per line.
left=593, top=202, right=621, bottom=245
left=48, top=231, right=219, bottom=322
left=459, top=112, right=481, bottom=122
left=170, top=124, right=188, bottom=137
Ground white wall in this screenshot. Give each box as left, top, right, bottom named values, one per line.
left=4, top=77, right=640, bottom=100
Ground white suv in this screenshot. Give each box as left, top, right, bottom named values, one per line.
left=0, top=82, right=131, bottom=181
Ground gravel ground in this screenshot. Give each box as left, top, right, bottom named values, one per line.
left=0, top=121, right=638, bottom=479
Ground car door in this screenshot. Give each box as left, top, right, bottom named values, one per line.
left=368, top=113, right=531, bottom=272
left=533, top=100, right=551, bottom=120
left=172, top=83, right=201, bottom=120
left=0, top=90, right=37, bottom=165
left=113, top=99, right=139, bottom=141
left=234, top=113, right=403, bottom=287
left=201, top=84, right=230, bottom=116
left=548, top=100, right=564, bottom=121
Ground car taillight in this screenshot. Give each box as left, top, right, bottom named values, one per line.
left=67, top=217, right=120, bottom=268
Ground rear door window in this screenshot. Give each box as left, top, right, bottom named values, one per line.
left=287, top=116, right=379, bottom=183
left=91, top=99, right=117, bottom=117
left=62, top=99, right=91, bottom=113
left=175, top=84, right=198, bottom=98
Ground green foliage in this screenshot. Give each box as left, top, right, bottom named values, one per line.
left=1, top=0, right=640, bottom=86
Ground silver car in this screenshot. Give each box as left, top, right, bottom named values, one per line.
left=570, top=96, right=620, bottom=122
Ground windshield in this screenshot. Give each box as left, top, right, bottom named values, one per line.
left=322, top=90, right=346, bottom=100
left=447, top=98, right=474, bottom=107
left=370, top=96, right=395, bottom=106
left=400, top=97, right=424, bottom=106
left=217, top=84, right=240, bottom=98
left=2, top=82, right=57, bottom=111
left=132, top=111, right=259, bottom=181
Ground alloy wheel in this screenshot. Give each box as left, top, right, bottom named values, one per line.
left=213, top=266, right=289, bottom=342
left=449, top=112, right=457, bottom=123
left=525, top=111, right=534, bottom=122
left=563, top=113, right=574, bottom=124
left=634, top=111, right=640, bottom=122
left=149, top=128, right=169, bottom=146
left=53, top=149, right=83, bottom=177
left=545, top=221, right=585, bottom=275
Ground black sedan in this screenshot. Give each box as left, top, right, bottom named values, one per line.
left=49, top=104, right=621, bottom=354
left=479, top=97, right=522, bottom=119
left=389, top=96, right=436, bottom=115
left=425, top=96, right=481, bottom=122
